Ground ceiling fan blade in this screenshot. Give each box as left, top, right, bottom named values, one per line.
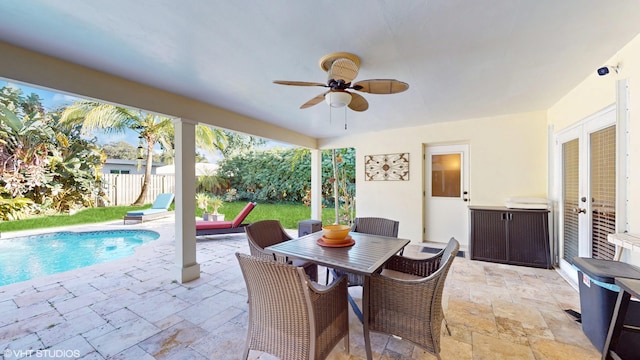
left=273, top=80, right=326, bottom=87
left=300, top=91, right=330, bottom=109
left=352, top=79, right=409, bottom=94
left=328, top=58, right=359, bottom=83
left=348, top=92, right=369, bottom=112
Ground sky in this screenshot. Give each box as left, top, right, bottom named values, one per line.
left=1, top=79, right=291, bottom=163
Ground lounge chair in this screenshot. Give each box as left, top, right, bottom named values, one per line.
left=196, top=202, right=257, bottom=236
left=123, top=193, right=174, bottom=224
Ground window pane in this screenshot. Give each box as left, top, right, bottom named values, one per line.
left=432, top=154, right=461, bottom=197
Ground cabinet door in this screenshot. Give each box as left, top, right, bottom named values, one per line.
left=470, top=210, right=507, bottom=262
left=507, top=211, right=550, bottom=268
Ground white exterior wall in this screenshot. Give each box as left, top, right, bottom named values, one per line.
left=321, top=111, right=548, bottom=243
left=548, top=33, right=640, bottom=266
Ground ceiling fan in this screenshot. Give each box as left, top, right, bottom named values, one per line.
left=273, top=52, right=409, bottom=112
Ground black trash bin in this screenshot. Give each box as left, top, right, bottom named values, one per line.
left=573, top=257, right=640, bottom=358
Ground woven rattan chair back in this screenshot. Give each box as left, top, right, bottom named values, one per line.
left=351, top=217, right=399, bottom=238
left=236, top=253, right=349, bottom=360
left=336, top=217, right=401, bottom=287
left=245, top=220, right=291, bottom=262
left=365, top=237, right=460, bottom=360
left=245, top=219, right=318, bottom=282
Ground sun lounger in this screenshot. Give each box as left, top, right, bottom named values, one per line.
left=196, top=202, right=257, bottom=236
left=123, top=193, right=175, bottom=224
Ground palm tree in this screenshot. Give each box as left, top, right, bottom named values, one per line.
left=60, top=101, right=227, bottom=206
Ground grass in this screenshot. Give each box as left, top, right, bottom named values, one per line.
left=0, top=201, right=341, bottom=233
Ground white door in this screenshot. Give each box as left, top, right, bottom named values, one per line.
left=556, top=106, right=617, bottom=282
left=424, top=144, right=470, bottom=246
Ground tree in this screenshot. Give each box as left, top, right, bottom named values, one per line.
left=0, top=87, right=104, bottom=216
left=60, top=101, right=227, bottom=205
left=158, top=123, right=228, bottom=165
left=101, top=141, right=138, bottom=160
left=219, top=131, right=266, bottom=158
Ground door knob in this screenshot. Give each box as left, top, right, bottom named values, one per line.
left=572, top=207, right=586, bottom=214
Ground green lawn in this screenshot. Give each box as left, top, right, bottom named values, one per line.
left=0, top=202, right=341, bottom=233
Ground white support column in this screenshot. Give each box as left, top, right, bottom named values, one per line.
left=173, top=118, right=200, bottom=283
left=310, top=149, right=323, bottom=220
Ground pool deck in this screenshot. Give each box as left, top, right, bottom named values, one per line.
left=0, top=218, right=600, bottom=359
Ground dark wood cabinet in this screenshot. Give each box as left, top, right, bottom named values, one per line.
left=470, top=206, right=551, bottom=269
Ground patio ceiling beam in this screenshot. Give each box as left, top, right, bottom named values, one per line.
left=0, top=41, right=318, bottom=149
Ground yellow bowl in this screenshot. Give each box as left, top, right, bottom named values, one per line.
left=322, top=224, right=351, bottom=240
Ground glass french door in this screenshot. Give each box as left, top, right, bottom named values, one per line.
left=557, top=106, right=617, bottom=280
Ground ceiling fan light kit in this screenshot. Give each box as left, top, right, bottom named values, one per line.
left=325, top=91, right=352, bottom=108
left=274, top=52, right=409, bottom=113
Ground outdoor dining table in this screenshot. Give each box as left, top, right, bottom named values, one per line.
left=265, top=231, right=411, bottom=360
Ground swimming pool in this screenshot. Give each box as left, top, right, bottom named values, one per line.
left=0, top=229, right=160, bottom=286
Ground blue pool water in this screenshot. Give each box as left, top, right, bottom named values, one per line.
left=0, top=230, right=159, bottom=286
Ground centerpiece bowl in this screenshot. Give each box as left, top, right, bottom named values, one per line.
left=321, top=224, right=351, bottom=243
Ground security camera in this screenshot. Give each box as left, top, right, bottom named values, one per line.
left=597, top=65, right=619, bottom=76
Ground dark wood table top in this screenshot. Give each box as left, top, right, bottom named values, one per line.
left=266, top=231, right=411, bottom=276
left=615, top=277, right=640, bottom=297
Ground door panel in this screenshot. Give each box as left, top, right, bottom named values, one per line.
left=470, top=210, right=507, bottom=261
left=562, top=138, right=580, bottom=265
left=590, top=126, right=617, bottom=260
left=424, top=144, right=470, bottom=245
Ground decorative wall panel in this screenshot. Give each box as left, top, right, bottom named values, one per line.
left=364, top=153, right=409, bottom=181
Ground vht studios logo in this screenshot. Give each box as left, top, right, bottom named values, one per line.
left=3, top=349, right=81, bottom=358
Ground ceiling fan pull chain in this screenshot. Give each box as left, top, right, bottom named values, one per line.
left=344, top=107, right=348, bottom=130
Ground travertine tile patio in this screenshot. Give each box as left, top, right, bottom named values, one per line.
left=0, top=218, right=600, bottom=359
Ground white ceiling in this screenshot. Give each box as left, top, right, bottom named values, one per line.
left=1, top=1, right=640, bottom=140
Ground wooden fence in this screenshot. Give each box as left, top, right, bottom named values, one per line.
left=100, top=174, right=176, bottom=206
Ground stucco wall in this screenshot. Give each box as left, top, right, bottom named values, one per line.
left=548, top=32, right=640, bottom=265
left=321, top=111, right=548, bottom=243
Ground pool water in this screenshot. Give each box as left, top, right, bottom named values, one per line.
left=0, top=230, right=160, bottom=286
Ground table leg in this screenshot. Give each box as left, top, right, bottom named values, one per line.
left=363, top=275, right=373, bottom=360
left=602, top=289, right=631, bottom=360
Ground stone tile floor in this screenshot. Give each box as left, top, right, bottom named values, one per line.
left=0, top=218, right=600, bottom=359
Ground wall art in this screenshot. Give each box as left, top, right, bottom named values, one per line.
left=364, top=153, right=409, bottom=181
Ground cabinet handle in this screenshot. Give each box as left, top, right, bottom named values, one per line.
left=501, top=213, right=513, bottom=221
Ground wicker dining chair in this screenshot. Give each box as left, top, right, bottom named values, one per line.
left=364, top=237, right=460, bottom=360
left=236, top=253, right=350, bottom=360
left=333, top=217, right=400, bottom=287
left=245, top=219, right=318, bottom=282
left=351, top=217, right=400, bottom=238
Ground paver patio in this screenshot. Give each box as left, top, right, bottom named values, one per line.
left=0, top=218, right=600, bottom=359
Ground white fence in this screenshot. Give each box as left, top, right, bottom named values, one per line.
left=100, top=174, right=176, bottom=206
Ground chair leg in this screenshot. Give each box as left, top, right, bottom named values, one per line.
left=343, top=332, right=350, bottom=354
left=444, top=317, right=452, bottom=336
